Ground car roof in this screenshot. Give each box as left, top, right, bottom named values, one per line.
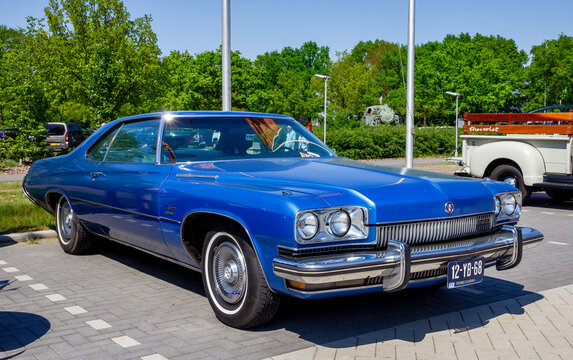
left=116, top=111, right=294, bottom=122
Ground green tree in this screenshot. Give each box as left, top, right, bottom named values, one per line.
left=349, top=39, right=405, bottom=108
left=0, top=24, right=50, bottom=162
left=254, top=41, right=330, bottom=121
left=37, top=0, right=161, bottom=127
left=159, top=48, right=259, bottom=112
left=413, top=33, right=528, bottom=125
left=328, top=51, right=373, bottom=118
left=526, top=34, right=573, bottom=111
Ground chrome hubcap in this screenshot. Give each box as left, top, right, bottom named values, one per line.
left=224, top=260, right=239, bottom=284
left=59, top=202, right=73, bottom=239
left=212, top=242, right=246, bottom=304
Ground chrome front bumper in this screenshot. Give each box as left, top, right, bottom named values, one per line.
left=273, top=226, right=543, bottom=293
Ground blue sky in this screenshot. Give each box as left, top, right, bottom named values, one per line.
left=1, top=0, right=572, bottom=60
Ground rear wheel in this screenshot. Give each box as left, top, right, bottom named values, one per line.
left=55, top=196, right=94, bottom=254
left=201, top=225, right=280, bottom=328
left=545, top=189, right=573, bottom=202
left=490, top=164, right=531, bottom=202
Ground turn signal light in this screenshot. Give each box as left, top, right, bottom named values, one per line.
left=287, top=280, right=306, bottom=290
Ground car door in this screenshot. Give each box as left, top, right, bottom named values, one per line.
left=84, top=118, right=175, bottom=256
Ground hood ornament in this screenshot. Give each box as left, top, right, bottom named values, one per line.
left=445, top=202, right=454, bottom=214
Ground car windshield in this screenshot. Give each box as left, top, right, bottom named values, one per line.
left=46, top=124, right=65, bottom=136
left=161, top=117, right=334, bottom=164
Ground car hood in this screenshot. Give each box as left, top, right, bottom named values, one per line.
left=174, top=158, right=496, bottom=223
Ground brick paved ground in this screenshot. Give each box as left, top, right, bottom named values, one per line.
left=1, top=193, right=571, bottom=359
left=266, top=284, right=573, bottom=360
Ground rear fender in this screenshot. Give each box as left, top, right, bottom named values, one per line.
left=470, top=141, right=545, bottom=186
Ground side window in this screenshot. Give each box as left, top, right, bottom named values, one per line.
left=86, top=119, right=160, bottom=163
left=86, top=127, right=120, bottom=161
left=162, top=118, right=221, bottom=163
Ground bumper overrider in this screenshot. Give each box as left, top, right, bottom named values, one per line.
left=273, top=226, right=543, bottom=293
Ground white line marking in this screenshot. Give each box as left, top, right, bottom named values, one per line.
left=541, top=211, right=555, bottom=215
left=15, top=275, right=33, bottom=281
left=112, top=336, right=140, bottom=348
left=456, top=287, right=483, bottom=295
left=568, top=214, right=573, bottom=217
left=2, top=267, right=19, bottom=273
left=141, top=355, right=168, bottom=360
left=29, top=283, right=49, bottom=291
left=64, top=306, right=87, bottom=315
left=45, top=294, right=66, bottom=302
left=549, top=241, right=568, bottom=246
left=0, top=260, right=7, bottom=265
left=86, top=319, right=112, bottom=330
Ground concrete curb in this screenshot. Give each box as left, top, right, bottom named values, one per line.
left=0, top=229, right=57, bottom=243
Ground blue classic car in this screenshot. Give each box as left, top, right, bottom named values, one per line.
left=23, top=112, right=543, bottom=328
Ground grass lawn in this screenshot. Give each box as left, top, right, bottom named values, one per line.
left=0, top=181, right=54, bottom=234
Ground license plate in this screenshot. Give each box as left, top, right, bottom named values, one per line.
left=447, top=257, right=484, bottom=289
left=50, top=143, right=58, bottom=146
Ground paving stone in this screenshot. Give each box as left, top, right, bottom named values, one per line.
left=111, top=335, right=141, bottom=348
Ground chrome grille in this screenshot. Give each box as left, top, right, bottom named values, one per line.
left=376, top=213, right=494, bottom=247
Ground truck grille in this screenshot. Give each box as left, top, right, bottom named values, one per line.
left=376, top=213, right=494, bottom=247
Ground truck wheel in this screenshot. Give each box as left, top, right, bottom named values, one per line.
left=545, top=189, right=573, bottom=202
left=201, top=225, right=281, bottom=328
left=490, top=164, right=531, bottom=202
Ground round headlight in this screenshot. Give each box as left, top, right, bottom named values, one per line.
left=494, top=196, right=501, bottom=215
left=328, top=210, right=350, bottom=237
left=501, top=194, right=517, bottom=215
left=297, top=212, right=318, bottom=240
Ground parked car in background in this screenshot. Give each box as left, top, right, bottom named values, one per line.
left=0, top=127, right=17, bottom=141
left=24, top=111, right=544, bottom=328
left=45, top=122, right=86, bottom=151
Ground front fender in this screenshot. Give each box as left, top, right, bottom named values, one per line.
left=470, top=141, right=545, bottom=186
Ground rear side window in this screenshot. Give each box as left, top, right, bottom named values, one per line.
left=86, top=119, right=160, bottom=163
left=46, top=124, right=65, bottom=136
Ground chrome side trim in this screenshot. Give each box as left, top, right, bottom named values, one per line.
left=21, top=182, right=41, bottom=207
left=69, top=197, right=159, bottom=221
left=176, top=174, right=219, bottom=180
left=159, top=217, right=181, bottom=225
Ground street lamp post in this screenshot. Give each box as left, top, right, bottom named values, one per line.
left=446, top=91, right=461, bottom=157
left=315, top=74, right=330, bottom=144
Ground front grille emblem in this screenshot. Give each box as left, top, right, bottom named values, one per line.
left=445, top=202, right=454, bottom=214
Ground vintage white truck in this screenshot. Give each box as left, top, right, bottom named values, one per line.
left=457, top=112, right=573, bottom=202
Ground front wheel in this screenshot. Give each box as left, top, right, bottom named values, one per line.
left=490, top=164, right=531, bottom=203
left=201, top=225, right=280, bottom=328
left=55, top=196, right=94, bottom=254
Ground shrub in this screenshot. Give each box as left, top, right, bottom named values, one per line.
left=319, top=125, right=458, bottom=160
